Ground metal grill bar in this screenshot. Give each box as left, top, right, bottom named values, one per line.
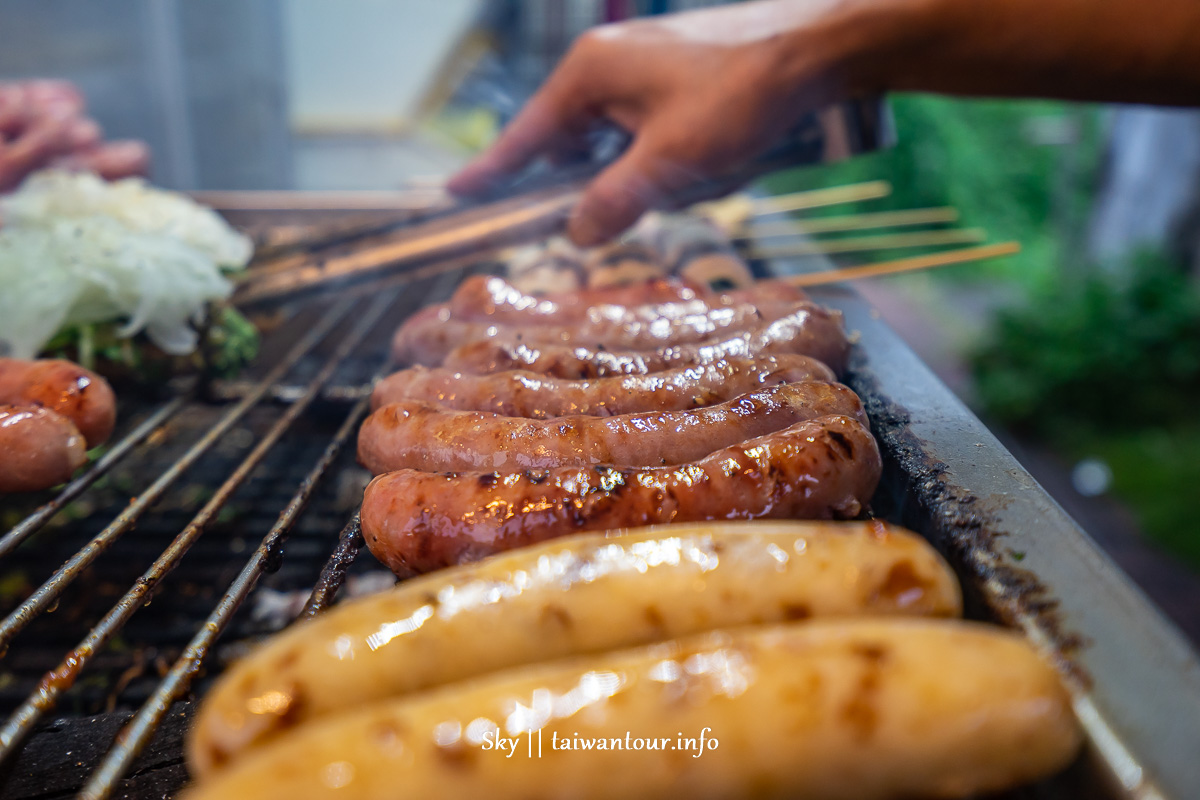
left=0, top=300, right=355, bottom=652
left=79, top=333, right=389, bottom=800
left=0, top=292, right=396, bottom=761
left=0, top=396, right=190, bottom=560
left=300, top=513, right=366, bottom=619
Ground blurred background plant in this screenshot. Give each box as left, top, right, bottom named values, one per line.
left=769, top=94, right=1200, bottom=568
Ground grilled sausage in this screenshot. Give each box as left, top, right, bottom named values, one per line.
left=370, top=355, right=836, bottom=418
left=360, top=414, right=880, bottom=574
left=391, top=296, right=810, bottom=366
left=446, top=275, right=707, bottom=325
left=442, top=303, right=851, bottom=378
left=187, top=520, right=962, bottom=777
left=182, top=620, right=1081, bottom=800
left=0, top=357, right=116, bottom=446
left=358, top=381, right=866, bottom=475
left=444, top=274, right=808, bottom=327
left=0, top=405, right=88, bottom=492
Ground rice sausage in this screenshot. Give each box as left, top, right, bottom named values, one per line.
left=182, top=619, right=1081, bottom=800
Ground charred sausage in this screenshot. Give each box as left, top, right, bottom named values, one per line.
left=182, top=620, right=1080, bottom=800
left=369, top=355, right=835, bottom=418
left=187, top=520, right=961, bottom=776
left=360, top=414, right=880, bottom=574
left=358, top=381, right=867, bottom=475
left=442, top=303, right=850, bottom=378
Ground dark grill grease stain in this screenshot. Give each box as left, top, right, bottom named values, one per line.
left=843, top=356, right=1090, bottom=685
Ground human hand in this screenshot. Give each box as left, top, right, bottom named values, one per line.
left=448, top=0, right=896, bottom=245
left=0, top=80, right=149, bottom=193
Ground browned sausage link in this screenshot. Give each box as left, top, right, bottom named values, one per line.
left=0, top=358, right=117, bottom=446
left=391, top=299, right=811, bottom=366
left=391, top=279, right=812, bottom=365
left=370, top=355, right=836, bottom=417
left=0, top=405, right=88, bottom=493
left=360, top=414, right=881, bottom=573
left=443, top=303, right=850, bottom=378
left=445, top=275, right=809, bottom=326
left=446, top=275, right=706, bottom=325
left=358, top=381, right=866, bottom=475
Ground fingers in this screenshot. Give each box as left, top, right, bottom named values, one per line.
left=567, top=131, right=699, bottom=246
left=64, top=140, right=151, bottom=180
left=447, top=35, right=608, bottom=197
left=0, top=112, right=75, bottom=192
left=447, top=91, right=592, bottom=196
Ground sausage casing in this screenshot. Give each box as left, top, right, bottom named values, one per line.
left=370, top=355, right=836, bottom=418
left=182, top=619, right=1081, bottom=800
left=360, top=414, right=881, bottom=573
left=0, top=357, right=116, bottom=446
left=0, top=405, right=88, bottom=492
left=391, top=301, right=808, bottom=366
left=442, top=303, right=850, bottom=378
left=187, top=520, right=962, bottom=776
left=358, top=381, right=866, bottom=475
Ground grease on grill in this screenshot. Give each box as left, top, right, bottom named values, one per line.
left=845, top=354, right=1089, bottom=685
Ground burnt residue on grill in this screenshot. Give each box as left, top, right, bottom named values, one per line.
left=844, top=354, right=1090, bottom=685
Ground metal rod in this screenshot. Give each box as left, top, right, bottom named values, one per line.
left=0, top=396, right=190, bottom=561
left=0, top=293, right=397, bottom=762
left=300, top=512, right=366, bottom=619
left=0, top=300, right=356, bottom=652
left=737, top=207, right=960, bottom=238
left=207, top=380, right=372, bottom=405
left=231, top=186, right=580, bottom=307
left=80, top=346, right=381, bottom=800
left=748, top=228, right=988, bottom=259
left=784, top=242, right=1022, bottom=287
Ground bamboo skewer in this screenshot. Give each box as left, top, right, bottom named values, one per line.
left=783, top=242, right=1022, bottom=287
left=694, top=181, right=894, bottom=230
left=749, top=228, right=987, bottom=258
left=740, top=207, right=959, bottom=238
left=752, top=181, right=893, bottom=215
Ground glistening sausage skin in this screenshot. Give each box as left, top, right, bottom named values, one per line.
left=442, top=303, right=851, bottom=378
left=370, top=355, right=836, bottom=418
left=0, top=405, right=88, bottom=493
left=358, top=381, right=867, bottom=475
left=0, top=357, right=117, bottom=446
left=360, top=414, right=881, bottom=574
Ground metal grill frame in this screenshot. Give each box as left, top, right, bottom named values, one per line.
left=0, top=204, right=1196, bottom=799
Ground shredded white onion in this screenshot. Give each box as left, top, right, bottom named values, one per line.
left=0, top=171, right=252, bottom=359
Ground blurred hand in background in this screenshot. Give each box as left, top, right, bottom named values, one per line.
left=0, top=79, right=150, bottom=193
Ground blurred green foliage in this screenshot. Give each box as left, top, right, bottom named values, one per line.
left=971, top=252, right=1200, bottom=433
left=763, top=93, right=1103, bottom=289
left=765, top=95, right=1200, bottom=567
left=969, top=253, right=1200, bottom=566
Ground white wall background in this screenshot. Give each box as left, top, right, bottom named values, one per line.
left=283, top=0, right=481, bottom=134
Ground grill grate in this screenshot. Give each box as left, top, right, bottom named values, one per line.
left=0, top=262, right=472, bottom=799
